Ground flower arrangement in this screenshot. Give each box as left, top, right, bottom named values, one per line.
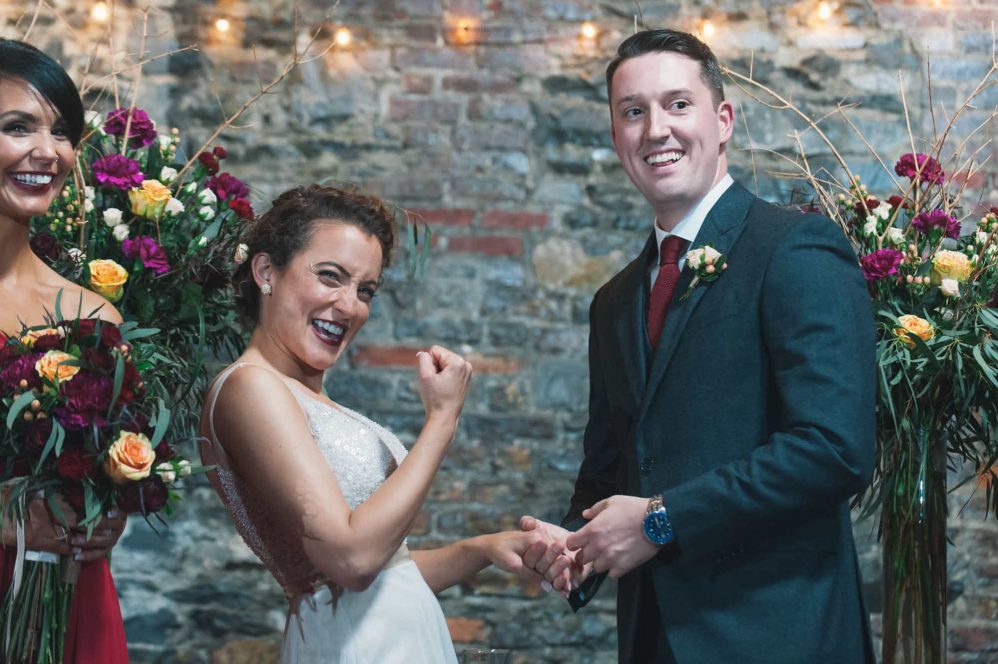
left=29, top=107, right=253, bottom=436
left=0, top=315, right=198, bottom=663
left=727, top=56, right=998, bottom=663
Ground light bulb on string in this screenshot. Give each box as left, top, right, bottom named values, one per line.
left=215, top=18, right=231, bottom=34
left=91, top=1, right=110, bottom=23
left=701, top=20, right=716, bottom=39
left=817, top=1, right=833, bottom=21
left=580, top=22, right=598, bottom=40
left=334, top=27, right=352, bottom=46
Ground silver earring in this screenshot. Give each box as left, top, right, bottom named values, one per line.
left=260, top=283, right=272, bottom=295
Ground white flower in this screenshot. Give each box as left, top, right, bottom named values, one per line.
left=863, top=218, right=879, bottom=236
left=157, top=135, right=173, bottom=151
left=160, top=166, right=178, bottom=183
left=887, top=227, right=905, bottom=245
left=685, top=245, right=722, bottom=270
left=939, top=279, right=960, bottom=298
left=197, top=236, right=208, bottom=248
left=198, top=205, right=215, bottom=221
left=183, top=182, right=197, bottom=194
left=873, top=201, right=892, bottom=220
left=177, top=459, right=191, bottom=477
left=84, top=186, right=95, bottom=201
left=165, top=197, right=184, bottom=217
left=976, top=231, right=990, bottom=245
left=84, top=110, right=102, bottom=131
left=234, top=243, right=249, bottom=264
left=102, top=208, right=123, bottom=227
left=67, top=248, right=86, bottom=264
left=197, top=188, right=217, bottom=206
left=155, top=462, right=176, bottom=484
left=84, top=199, right=94, bottom=213
left=112, top=224, right=130, bottom=241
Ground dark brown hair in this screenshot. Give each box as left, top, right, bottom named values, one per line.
left=605, top=29, right=725, bottom=108
left=0, top=40, right=85, bottom=147
left=232, top=184, right=395, bottom=322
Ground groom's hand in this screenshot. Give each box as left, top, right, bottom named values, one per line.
left=566, top=495, right=659, bottom=579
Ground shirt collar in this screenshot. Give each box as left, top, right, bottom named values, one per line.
left=654, top=173, right=734, bottom=253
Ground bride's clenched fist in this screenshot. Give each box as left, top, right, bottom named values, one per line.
left=416, top=345, right=473, bottom=425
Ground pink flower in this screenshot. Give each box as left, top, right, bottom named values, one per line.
left=912, top=209, right=960, bottom=239
left=860, top=248, right=904, bottom=282
left=206, top=173, right=250, bottom=201
left=229, top=197, right=254, bottom=220
left=103, top=108, right=158, bottom=148
left=894, top=153, right=945, bottom=185
left=122, top=236, right=171, bottom=275
left=93, top=155, right=145, bottom=190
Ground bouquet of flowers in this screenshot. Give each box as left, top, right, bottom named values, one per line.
left=29, top=107, right=253, bottom=436
left=727, top=57, right=998, bottom=663
left=0, top=315, right=197, bottom=663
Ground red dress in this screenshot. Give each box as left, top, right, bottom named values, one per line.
left=0, top=549, right=128, bottom=663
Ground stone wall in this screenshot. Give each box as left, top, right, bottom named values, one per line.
left=3, top=0, right=997, bottom=661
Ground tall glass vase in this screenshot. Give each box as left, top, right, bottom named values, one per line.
left=880, top=424, right=947, bottom=663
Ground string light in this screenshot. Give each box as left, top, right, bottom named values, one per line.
left=817, top=1, right=833, bottom=21
left=580, top=22, right=598, bottom=40
left=701, top=20, right=716, bottom=39
left=334, top=27, right=352, bottom=46
left=452, top=18, right=477, bottom=45
left=90, top=1, right=110, bottom=23
left=214, top=18, right=231, bottom=34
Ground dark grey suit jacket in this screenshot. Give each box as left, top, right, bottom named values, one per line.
left=565, top=182, right=877, bottom=663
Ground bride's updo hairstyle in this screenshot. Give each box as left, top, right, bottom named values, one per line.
left=233, top=184, right=395, bottom=323
left=0, top=39, right=85, bottom=147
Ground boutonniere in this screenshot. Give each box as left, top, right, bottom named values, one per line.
left=680, top=244, right=728, bottom=301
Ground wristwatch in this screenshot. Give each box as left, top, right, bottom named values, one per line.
left=642, top=494, right=675, bottom=546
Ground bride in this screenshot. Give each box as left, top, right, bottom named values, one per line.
left=200, top=184, right=560, bottom=662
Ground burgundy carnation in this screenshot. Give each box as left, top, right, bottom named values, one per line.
left=230, top=197, right=254, bottom=220
left=212, top=146, right=228, bottom=159
left=56, top=448, right=96, bottom=481
left=912, top=209, right=961, bottom=239
left=22, top=417, right=53, bottom=458
left=30, top=232, right=60, bottom=262
left=93, top=154, right=145, bottom=190
left=894, top=153, right=945, bottom=186
left=29, top=332, right=63, bottom=353
left=116, top=476, right=168, bottom=515
left=853, top=197, right=879, bottom=214
left=860, top=248, right=904, bottom=282
left=154, top=440, right=176, bottom=462
left=197, top=152, right=220, bottom=175
left=61, top=482, right=86, bottom=512
left=0, top=353, right=43, bottom=392
left=206, top=173, right=250, bottom=201
left=122, top=236, right=171, bottom=276
left=103, top=108, right=158, bottom=148
left=887, top=195, right=911, bottom=211
left=54, top=372, right=112, bottom=430
left=99, top=324, right=125, bottom=351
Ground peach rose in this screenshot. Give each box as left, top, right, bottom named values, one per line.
left=103, top=431, right=155, bottom=483
left=895, top=314, right=935, bottom=347
left=87, top=259, right=129, bottom=302
left=931, top=250, right=973, bottom=283
left=128, top=179, right=172, bottom=220
left=35, top=350, right=80, bottom=383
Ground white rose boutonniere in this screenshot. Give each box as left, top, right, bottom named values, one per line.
left=681, top=244, right=727, bottom=301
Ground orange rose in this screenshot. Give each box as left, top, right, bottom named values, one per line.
left=103, top=431, right=155, bottom=483
left=128, top=179, right=171, bottom=220
left=87, top=259, right=129, bottom=302
left=20, top=327, right=62, bottom=347
left=895, top=314, right=935, bottom=347
left=35, top=350, right=80, bottom=384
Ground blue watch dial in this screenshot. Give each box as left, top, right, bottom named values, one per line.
left=642, top=510, right=674, bottom=545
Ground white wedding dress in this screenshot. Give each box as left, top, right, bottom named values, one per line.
left=203, top=363, right=458, bottom=663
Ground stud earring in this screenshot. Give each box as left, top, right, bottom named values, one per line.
left=260, top=283, right=272, bottom=295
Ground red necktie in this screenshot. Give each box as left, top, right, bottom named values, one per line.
left=647, top=236, right=686, bottom=351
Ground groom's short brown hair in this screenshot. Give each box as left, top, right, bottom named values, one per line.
left=605, top=29, right=725, bottom=108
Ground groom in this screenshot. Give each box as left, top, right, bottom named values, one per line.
left=522, top=29, right=877, bottom=663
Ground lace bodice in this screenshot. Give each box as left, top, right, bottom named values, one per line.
left=204, top=364, right=408, bottom=597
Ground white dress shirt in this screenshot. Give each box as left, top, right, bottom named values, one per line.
left=649, top=174, right=734, bottom=290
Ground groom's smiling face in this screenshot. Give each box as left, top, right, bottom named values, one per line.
left=609, top=51, right=734, bottom=229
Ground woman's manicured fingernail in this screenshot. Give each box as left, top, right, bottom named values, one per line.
left=540, top=581, right=553, bottom=592
left=73, top=548, right=83, bottom=561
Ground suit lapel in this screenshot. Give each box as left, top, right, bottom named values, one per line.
left=608, top=234, right=656, bottom=415
left=637, top=183, right=756, bottom=428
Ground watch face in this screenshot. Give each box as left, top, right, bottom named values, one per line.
left=643, top=511, right=674, bottom=545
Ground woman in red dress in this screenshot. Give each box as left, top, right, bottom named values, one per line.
left=0, top=39, right=129, bottom=662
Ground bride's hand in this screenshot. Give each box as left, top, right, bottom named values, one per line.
left=71, top=509, right=127, bottom=562
left=8, top=494, right=78, bottom=556
left=416, top=345, right=472, bottom=424
left=478, top=531, right=574, bottom=595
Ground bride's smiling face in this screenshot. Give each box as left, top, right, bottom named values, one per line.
left=256, top=221, right=383, bottom=372
left=0, top=78, right=75, bottom=223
